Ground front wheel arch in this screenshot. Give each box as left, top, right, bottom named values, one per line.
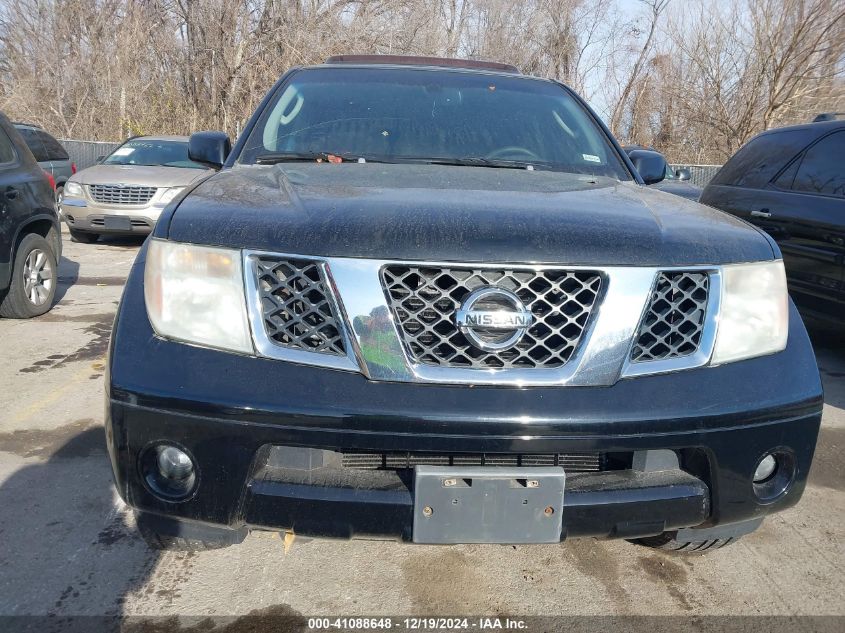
left=11, top=215, right=62, bottom=264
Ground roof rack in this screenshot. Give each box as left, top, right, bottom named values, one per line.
left=323, top=55, right=520, bottom=74
left=11, top=121, right=43, bottom=129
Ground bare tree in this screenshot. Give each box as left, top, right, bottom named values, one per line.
left=608, top=0, right=671, bottom=138
left=663, top=0, right=845, bottom=161
left=0, top=0, right=841, bottom=165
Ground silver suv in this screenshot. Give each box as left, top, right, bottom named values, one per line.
left=61, top=135, right=212, bottom=243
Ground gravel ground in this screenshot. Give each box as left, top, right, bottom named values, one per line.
left=0, top=227, right=843, bottom=626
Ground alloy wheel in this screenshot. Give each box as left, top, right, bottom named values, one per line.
left=22, top=248, right=54, bottom=306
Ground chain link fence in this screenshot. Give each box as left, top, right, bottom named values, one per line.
left=669, top=164, right=723, bottom=188
left=59, top=139, right=120, bottom=170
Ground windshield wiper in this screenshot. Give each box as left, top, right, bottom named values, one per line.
left=254, top=151, right=389, bottom=165
left=401, top=156, right=544, bottom=170
left=254, top=152, right=550, bottom=170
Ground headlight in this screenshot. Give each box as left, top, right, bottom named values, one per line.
left=157, top=187, right=185, bottom=205
left=144, top=239, right=252, bottom=353
left=64, top=181, right=83, bottom=196
left=711, top=260, right=788, bottom=365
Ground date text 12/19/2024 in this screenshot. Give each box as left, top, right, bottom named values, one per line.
left=307, top=618, right=527, bottom=630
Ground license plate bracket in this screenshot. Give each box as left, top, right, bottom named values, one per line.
left=412, top=466, right=565, bottom=544
left=103, top=215, right=132, bottom=231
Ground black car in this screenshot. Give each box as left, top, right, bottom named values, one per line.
left=107, top=56, right=822, bottom=555
left=700, top=120, right=845, bottom=323
left=623, top=146, right=702, bottom=202
left=0, top=111, right=62, bottom=318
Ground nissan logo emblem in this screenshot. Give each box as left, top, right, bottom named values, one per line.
left=455, top=287, right=534, bottom=352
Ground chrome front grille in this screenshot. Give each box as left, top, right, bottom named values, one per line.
left=88, top=184, right=156, bottom=205
left=341, top=451, right=605, bottom=472
left=381, top=266, right=602, bottom=369
left=631, top=271, right=710, bottom=362
left=254, top=256, right=347, bottom=356
left=243, top=252, right=720, bottom=386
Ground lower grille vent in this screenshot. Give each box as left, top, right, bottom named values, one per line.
left=341, top=452, right=605, bottom=472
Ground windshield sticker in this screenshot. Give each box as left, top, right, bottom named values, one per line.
left=582, top=154, right=601, bottom=163
left=113, top=147, right=135, bottom=156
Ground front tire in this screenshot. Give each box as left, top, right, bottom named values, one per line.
left=137, top=522, right=231, bottom=551
left=69, top=229, right=99, bottom=244
left=0, top=233, right=57, bottom=318
left=633, top=532, right=738, bottom=554
left=135, top=512, right=238, bottom=552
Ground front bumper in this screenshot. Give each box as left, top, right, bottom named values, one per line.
left=107, top=249, right=824, bottom=544
left=61, top=197, right=163, bottom=234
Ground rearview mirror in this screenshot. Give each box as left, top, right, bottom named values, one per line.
left=675, top=168, right=691, bottom=181
left=188, top=131, right=231, bottom=169
left=627, top=149, right=667, bottom=185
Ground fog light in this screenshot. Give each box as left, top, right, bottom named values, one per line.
left=752, top=449, right=795, bottom=503
left=754, top=454, right=778, bottom=483
left=157, top=445, right=194, bottom=481
left=140, top=443, right=198, bottom=501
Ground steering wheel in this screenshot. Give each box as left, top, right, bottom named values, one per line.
left=486, top=146, right=543, bottom=162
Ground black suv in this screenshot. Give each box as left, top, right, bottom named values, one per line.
left=0, top=111, right=62, bottom=318
left=13, top=122, right=75, bottom=205
left=700, top=120, right=845, bottom=323
left=107, top=57, right=822, bottom=554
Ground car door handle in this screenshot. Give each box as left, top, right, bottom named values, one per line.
left=751, top=209, right=771, bottom=218
left=4, top=187, right=19, bottom=200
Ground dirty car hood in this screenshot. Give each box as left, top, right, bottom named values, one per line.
left=165, top=164, right=774, bottom=265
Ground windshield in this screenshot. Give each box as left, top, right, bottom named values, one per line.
left=239, top=68, right=630, bottom=179
left=103, top=139, right=206, bottom=169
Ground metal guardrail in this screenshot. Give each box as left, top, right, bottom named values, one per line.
left=669, top=164, right=722, bottom=188
left=59, top=139, right=120, bottom=171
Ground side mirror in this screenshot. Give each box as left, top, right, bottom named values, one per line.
left=96, top=155, right=105, bottom=163
left=188, top=131, right=231, bottom=169
left=675, top=168, right=691, bottom=181
left=627, top=149, right=667, bottom=185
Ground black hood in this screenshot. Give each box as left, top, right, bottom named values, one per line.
left=166, top=163, right=774, bottom=265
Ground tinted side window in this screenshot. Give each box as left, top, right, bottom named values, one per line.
left=37, top=130, right=69, bottom=161
left=710, top=129, right=808, bottom=188
left=0, top=127, right=16, bottom=163
left=17, top=128, right=49, bottom=162
left=791, top=131, right=845, bottom=197
left=773, top=157, right=801, bottom=190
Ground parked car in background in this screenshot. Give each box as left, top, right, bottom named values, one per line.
left=812, top=113, right=844, bottom=122
left=623, top=146, right=701, bottom=201
left=106, top=56, right=822, bottom=555
left=61, top=135, right=214, bottom=243
left=12, top=122, right=75, bottom=205
left=700, top=120, right=844, bottom=324
left=0, top=112, right=62, bottom=318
